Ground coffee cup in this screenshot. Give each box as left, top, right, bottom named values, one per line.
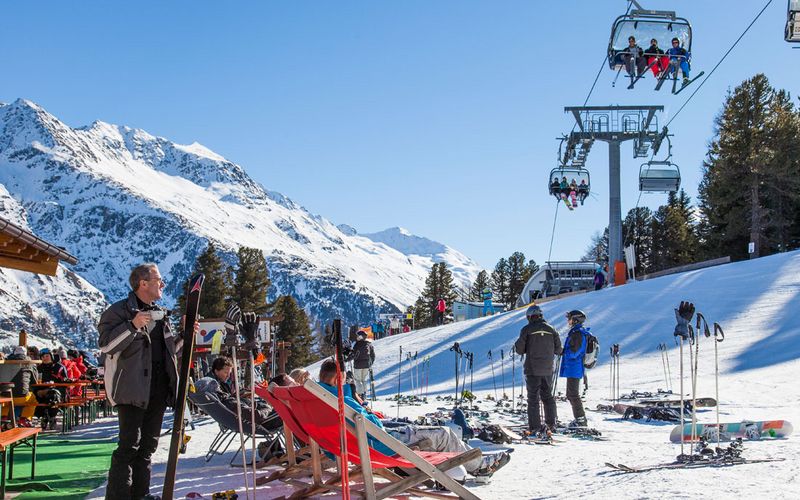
left=149, top=310, right=166, bottom=321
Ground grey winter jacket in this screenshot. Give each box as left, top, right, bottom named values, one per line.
left=514, top=318, right=563, bottom=376
left=97, top=292, right=179, bottom=409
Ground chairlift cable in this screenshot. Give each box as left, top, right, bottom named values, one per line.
left=664, top=0, right=774, bottom=129
left=546, top=200, right=561, bottom=265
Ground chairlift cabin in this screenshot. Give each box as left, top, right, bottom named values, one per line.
left=787, top=0, right=800, bottom=42
left=548, top=167, right=590, bottom=199
left=639, top=161, right=680, bottom=192
left=608, top=8, right=692, bottom=70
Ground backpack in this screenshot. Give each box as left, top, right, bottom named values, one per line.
left=583, top=332, right=600, bottom=369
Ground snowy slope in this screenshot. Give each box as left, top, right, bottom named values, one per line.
left=0, top=99, right=481, bottom=342
left=0, top=185, right=108, bottom=349
left=82, top=250, right=800, bottom=499
left=308, top=249, right=800, bottom=498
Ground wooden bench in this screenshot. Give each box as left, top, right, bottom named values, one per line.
left=0, top=398, right=41, bottom=499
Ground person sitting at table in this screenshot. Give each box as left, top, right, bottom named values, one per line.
left=34, top=348, right=68, bottom=430
left=67, top=349, right=88, bottom=378
left=2, top=346, right=39, bottom=426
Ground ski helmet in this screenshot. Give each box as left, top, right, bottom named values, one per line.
left=566, top=310, right=587, bottom=323
left=526, top=305, right=543, bottom=320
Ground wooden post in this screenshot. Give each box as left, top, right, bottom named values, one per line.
left=18, top=330, right=27, bottom=347
left=276, top=342, right=292, bottom=375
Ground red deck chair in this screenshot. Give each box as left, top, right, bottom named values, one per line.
left=272, top=380, right=481, bottom=500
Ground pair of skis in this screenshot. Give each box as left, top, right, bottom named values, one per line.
left=606, top=456, right=784, bottom=473
left=162, top=274, right=264, bottom=500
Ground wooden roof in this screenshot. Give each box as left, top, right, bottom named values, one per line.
left=0, top=215, right=78, bottom=276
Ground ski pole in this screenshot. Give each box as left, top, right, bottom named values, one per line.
left=609, top=346, right=614, bottom=401
left=615, top=344, right=621, bottom=404
left=396, top=346, right=402, bottom=419
left=511, top=350, right=516, bottom=411
left=658, top=343, right=668, bottom=391
left=459, top=351, right=468, bottom=404
left=664, top=345, right=673, bottom=392
left=230, top=349, right=251, bottom=500
left=450, top=342, right=461, bottom=404
left=500, top=349, right=506, bottom=400
left=488, top=350, right=498, bottom=401
left=678, top=334, right=686, bottom=457
left=713, top=322, right=725, bottom=450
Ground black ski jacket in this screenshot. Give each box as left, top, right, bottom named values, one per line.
left=514, top=318, right=562, bottom=376
left=347, top=340, right=375, bottom=369
left=97, top=292, right=179, bottom=409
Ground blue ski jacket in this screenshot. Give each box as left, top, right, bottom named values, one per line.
left=559, top=324, right=589, bottom=379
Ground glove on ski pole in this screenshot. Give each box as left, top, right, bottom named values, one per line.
left=673, top=301, right=695, bottom=340
left=241, top=311, right=260, bottom=355
left=224, top=303, right=242, bottom=346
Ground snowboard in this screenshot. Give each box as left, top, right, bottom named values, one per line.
left=669, top=420, right=793, bottom=443
left=163, top=274, right=204, bottom=500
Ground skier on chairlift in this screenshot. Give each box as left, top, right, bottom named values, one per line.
left=644, top=38, right=668, bottom=78
left=666, top=37, right=691, bottom=87
left=619, top=36, right=646, bottom=79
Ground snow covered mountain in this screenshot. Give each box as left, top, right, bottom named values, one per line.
left=0, top=185, right=108, bottom=349
left=0, top=99, right=481, bottom=347
left=361, top=227, right=482, bottom=289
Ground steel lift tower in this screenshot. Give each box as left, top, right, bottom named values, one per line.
left=562, top=105, right=666, bottom=283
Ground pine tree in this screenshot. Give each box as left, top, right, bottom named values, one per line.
left=651, top=190, right=699, bottom=271
left=176, top=241, right=231, bottom=319
left=491, top=258, right=509, bottom=307
left=413, top=262, right=458, bottom=327
left=229, top=247, right=270, bottom=314
left=698, top=74, right=800, bottom=260
left=582, top=229, right=609, bottom=264
left=469, top=270, right=491, bottom=301
left=506, top=252, right=528, bottom=306
left=272, top=295, right=317, bottom=371
left=623, top=207, right=654, bottom=274
left=522, top=259, right=539, bottom=285
left=413, top=297, right=429, bottom=329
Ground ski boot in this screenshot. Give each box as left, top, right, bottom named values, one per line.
left=569, top=416, right=588, bottom=428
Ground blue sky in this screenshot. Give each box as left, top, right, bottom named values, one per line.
left=1, top=1, right=796, bottom=270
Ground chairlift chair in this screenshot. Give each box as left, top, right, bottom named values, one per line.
left=787, top=0, right=800, bottom=43
left=549, top=167, right=591, bottom=204
left=608, top=4, right=700, bottom=92
left=639, top=161, right=680, bottom=192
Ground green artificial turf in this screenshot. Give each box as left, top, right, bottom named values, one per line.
left=5, top=435, right=114, bottom=499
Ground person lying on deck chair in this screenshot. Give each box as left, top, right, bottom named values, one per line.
left=194, top=376, right=282, bottom=435
left=316, top=359, right=511, bottom=480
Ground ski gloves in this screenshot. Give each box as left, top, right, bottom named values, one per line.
left=241, top=312, right=260, bottom=349
left=224, top=303, right=242, bottom=346
left=673, top=301, right=695, bottom=339
left=224, top=302, right=260, bottom=350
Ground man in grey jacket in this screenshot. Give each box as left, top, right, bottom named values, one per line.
left=514, top=305, right=562, bottom=436
left=98, top=263, right=178, bottom=500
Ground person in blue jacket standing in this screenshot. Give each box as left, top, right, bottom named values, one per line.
left=559, top=310, right=590, bottom=426
left=482, top=287, right=494, bottom=316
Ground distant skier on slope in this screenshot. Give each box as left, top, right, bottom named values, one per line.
left=346, top=330, right=375, bottom=400
left=559, top=309, right=591, bottom=427
left=436, top=298, right=447, bottom=326
left=514, top=305, right=562, bottom=437
left=482, top=287, right=495, bottom=316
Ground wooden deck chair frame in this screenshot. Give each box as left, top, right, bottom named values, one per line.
left=292, top=380, right=482, bottom=500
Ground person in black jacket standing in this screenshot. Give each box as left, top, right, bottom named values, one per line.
left=514, top=305, right=562, bottom=436
left=98, top=263, right=179, bottom=500
left=347, top=330, right=375, bottom=400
